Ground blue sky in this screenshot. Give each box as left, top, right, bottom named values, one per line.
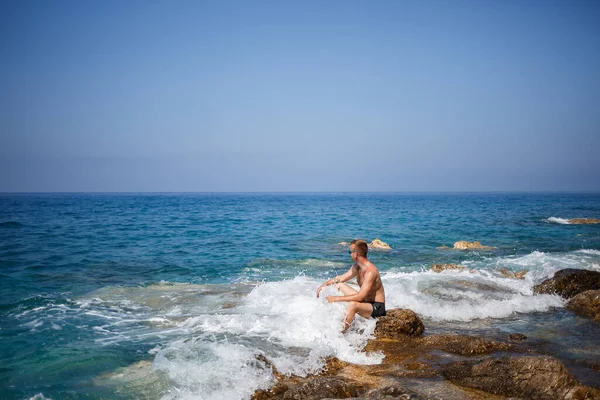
left=1, top=0, right=599, bottom=192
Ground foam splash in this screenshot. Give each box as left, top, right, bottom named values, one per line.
left=547, top=217, right=570, bottom=224
left=149, top=277, right=382, bottom=399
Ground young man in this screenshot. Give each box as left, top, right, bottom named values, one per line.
left=316, top=239, right=386, bottom=332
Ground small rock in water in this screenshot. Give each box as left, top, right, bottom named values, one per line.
left=430, top=263, right=465, bottom=273
left=369, top=238, right=392, bottom=250
left=568, top=218, right=600, bottom=224
left=499, top=268, right=528, bottom=279
left=452, top=240, right=495, bottom=250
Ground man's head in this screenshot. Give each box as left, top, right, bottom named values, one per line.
left=349, top=239, right=368, bottom=259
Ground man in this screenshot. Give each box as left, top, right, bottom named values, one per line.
left=316, top=239, right=386, bottom=332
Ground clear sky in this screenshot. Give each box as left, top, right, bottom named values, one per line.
left=1, top=0, right=599, bottom=192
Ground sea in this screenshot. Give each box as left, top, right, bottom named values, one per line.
left=1, top=192, right=599, bottom=400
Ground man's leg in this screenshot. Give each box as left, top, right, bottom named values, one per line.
left=336, top=283, right=358, bottom=296
left=343, top=301, right=373, bottom=332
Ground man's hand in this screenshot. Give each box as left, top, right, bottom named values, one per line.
left=316, top=285, right=324, bottom=298
left=326, top=296, right=338, bottom=303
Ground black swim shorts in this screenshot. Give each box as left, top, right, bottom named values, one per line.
left=371, top=302, right=386, bottom=318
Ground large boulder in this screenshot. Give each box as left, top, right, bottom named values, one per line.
left=374, top=309, right=424, bottom=339
left=533, top=269, right=600, bottom=299
left=282, top=377, right=360, bottom=400
left=441, top=356, right=600, bottom=399
left=566, top=289, right=600, bottom=322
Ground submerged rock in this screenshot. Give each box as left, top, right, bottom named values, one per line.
left=507, top=333, right=528, bottom=341
left=373, top=309, right=424, bottom=339
left=430, top=263, right=465, bottom=273
left=441, top=355, right=600, bottom=399
left=568, top=218, right=600, bottom=224
left=499, top=268, right=528, bottom=279
left=533, top=269, right=600, bottom=299
left=452, top=241, right=495, bottom=250
left=566, top=289, right=600, bottom=322
left=369, top=238, right=392, bottom=250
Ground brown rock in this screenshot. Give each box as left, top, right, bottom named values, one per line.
left=568, top=218, right=600, bottom=224
left=453, top=241, right=496, bottom=250
left=374, top=309, right=425, bottom=339
left=441, top=355, right=600, bottom=399
left=566, top=289, right=600, bottom=321
left=507, top=333, right=527, bottom=341
left=499, top=268, right=528, bottom=279
left=431, top=263, right=465, bottom=273
left=533, top=269, right=600, bottom=299
left=369, top=238, right=392, bottom=250
left=282, top=376, right=360, bottom=400
left=418, top=334, right=517, bottom=356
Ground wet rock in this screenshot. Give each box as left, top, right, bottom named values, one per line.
left=566, top=289, right=600, bottom=322
left=453, top=241, right=495, bottom=250
left=374, top=309, right=424, bottom=339
left=369, top=238, right=392, bottom=250
left=533, top=269, right=600, bottom=299
left=507, top=333, right=527, bottom=341
left=568, top=218, right=600, bottom=224
left=499, top=268, right=528, bottom=279
left=418, top=334, right=517, bottom=356
left=430, top=263, right=465, bottom=273
left=282, top=377, right=360, bottom=400
left=342, top=385, right=426, bottom=399
left=441, top=355, right=600, bottom=399
left=252, top=383, right=289, bottom=400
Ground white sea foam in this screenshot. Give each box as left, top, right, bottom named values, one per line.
left=547, top=217, right=570, bottom=224
left=29, top=394, right=52, bottom=400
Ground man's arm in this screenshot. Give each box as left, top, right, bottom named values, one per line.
left=316, top=266, right=358, bottom=298
left=327, top=270, right=375, bottom=303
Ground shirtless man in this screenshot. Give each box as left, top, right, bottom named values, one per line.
left=316, top=239, right=386, bottom=332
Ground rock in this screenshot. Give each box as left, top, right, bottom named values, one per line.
left=533, top=269, right=600, bottom=299
left=418, top=334, right=517, bottom=356
left=441, top=355, right=600, bottom=399
left=507, top=333, right=527, bottom=341
left=282, top=377, right=360, bottom=400
left=430, top=263, right=465, bottom=273
left=568, top=218, right=600, bottom=224
left=453, top=241, right=495, bottom=250
left=499, top=268, right=528, bottom=279
left=374, top=309, right=424, bottom=339
left=566, top=289, right=600, bottom=322
left=369, top=238, right=392, bottom=250
left=344, top=385, right=425, bottom=399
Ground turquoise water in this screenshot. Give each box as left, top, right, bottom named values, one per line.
left=1, top=193, right=599, bottom=399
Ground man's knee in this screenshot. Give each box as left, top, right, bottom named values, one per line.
left=346, top=301, right=360, bottom=313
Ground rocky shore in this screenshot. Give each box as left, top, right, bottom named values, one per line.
left=252, top=269, right=600, bottom=400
